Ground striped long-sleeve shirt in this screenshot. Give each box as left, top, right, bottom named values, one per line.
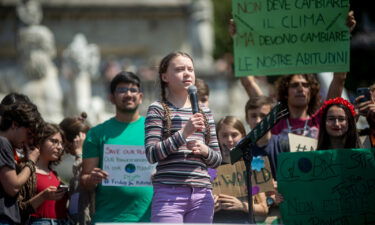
left=145, top=100, right=222, bottom=188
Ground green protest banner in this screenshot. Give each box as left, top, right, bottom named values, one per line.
left=277, top=148, right=375, bottom=225
left=232, top=0, right=350, bottom=76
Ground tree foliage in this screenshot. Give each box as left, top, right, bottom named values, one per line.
left=212, top=0, right=233, bottom=59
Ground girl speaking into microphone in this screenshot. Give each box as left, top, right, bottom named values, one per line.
left=145, top=51, right=222, bottom=223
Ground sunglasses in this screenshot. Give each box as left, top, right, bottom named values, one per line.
left=115, top=87, right=140, bottom=94
left=289, top=82, right=310, bottom=88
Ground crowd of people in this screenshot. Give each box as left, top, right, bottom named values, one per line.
left=0, top=9, right=374, bottom=225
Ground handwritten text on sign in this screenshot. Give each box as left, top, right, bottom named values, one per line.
left=288, top=133, right=317, bottom=152
left=277, top=149, right=375, bottom=225
left=232, top=0, right=350, bottom=76
left=102, top=144, right=155, bottom=187
left=213, top=156, right=274, bottom=198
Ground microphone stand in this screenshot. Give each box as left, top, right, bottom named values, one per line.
left=243, top=144, right=255, bottom=224
left=230, top=102, right=289, bottom=224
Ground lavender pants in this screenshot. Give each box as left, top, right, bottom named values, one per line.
left=151, top=183, right=214, bottom=223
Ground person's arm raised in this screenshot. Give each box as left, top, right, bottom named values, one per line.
left=0, top=146, right=39, bottom=197
left=240, top=76, right=264, bottom=98
left=326, top=72, right=346, bottom=100
left=325, top=11, right=356, bottom=100
left=347, top=10, right=356, bottom=33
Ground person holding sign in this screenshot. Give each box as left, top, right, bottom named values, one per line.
left=244, top=96, right=289, bottom=178
left=81, top=72, right=153, bottom=223
left=213, top=116, right=268, bottom=223
left=244, top=96, right=285, bottom=223
left=145, top=51, right=222, bottom=223
left=229, top=11, right=357, bottom=140
left=18, top=123, right=70, bottom=225
left=276, top=97, right=361, bottom=207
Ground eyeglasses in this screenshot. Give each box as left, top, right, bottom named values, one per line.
left=326, top=116, right=347, bottom=124
left=49, top=138, right=63, bottom=147
left=115, top=87, right=139, bottom=94
left=289, top=82, right=310, bottom=88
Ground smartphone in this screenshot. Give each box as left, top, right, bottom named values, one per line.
left=356, top=87, right=371, bottom=103
left=58, top=184, right=69, bottom=192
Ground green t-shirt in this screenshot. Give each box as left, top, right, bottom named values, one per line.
left=83, top=116, right=153, bottom=222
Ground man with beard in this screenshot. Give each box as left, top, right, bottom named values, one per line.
left=81, top=71, right=153, bottom=223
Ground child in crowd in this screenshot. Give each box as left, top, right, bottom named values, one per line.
left=18, top=123, right=69, bottom=225
left=213, top=116, right=268, bottom=223
left=59, top=112, right=92, bottom=225
left=244, top=96, right=286, bottom=223
left=195, top=78, right=210, bottom=107
left=244, top=96, right=287, bottom=179
left=145, top=51, right=222, bottom=223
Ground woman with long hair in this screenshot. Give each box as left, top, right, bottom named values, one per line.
left=316, top=97, right=361, bottom=150
left=18, top=123, right=70, bottom=225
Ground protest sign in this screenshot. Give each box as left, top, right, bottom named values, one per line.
left=277, top=148, right=375, bottom=225
left=102, top=144, right=155, bottom=186
left=232, top=0, right=350, bottom=76
left=288, top=133, right=317, bottom=152
left=213, top=156, right=274, bottom=197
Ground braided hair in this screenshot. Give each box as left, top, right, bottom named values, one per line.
left=158, top=52, right=211, bottom=144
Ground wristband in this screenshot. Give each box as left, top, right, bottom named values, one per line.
left=24, top=160, right=36, bottom=173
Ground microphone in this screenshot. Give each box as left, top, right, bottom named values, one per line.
left=188, top=85, right=199, bottom=114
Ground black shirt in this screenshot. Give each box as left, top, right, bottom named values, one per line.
left=0, top=136, right=20, bottom=224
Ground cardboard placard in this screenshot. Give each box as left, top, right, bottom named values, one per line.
left=213, top=156, right=274, bottom=197
left=288, top=133, right=317, bottom=152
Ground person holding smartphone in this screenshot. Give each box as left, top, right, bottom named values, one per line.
left=356, top=85, right=375, bottom=148
left=18, top=123, right=70, bottom=225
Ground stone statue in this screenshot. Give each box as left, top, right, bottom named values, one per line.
left=18, top=25, right=64, bottom=122
left=18, top=25, right=56, bottom=61
left=61, top=33, right=105, bottom=124
left=0, top=0, right=44, bottom=95
left=16, top=0, right=43, bottom=25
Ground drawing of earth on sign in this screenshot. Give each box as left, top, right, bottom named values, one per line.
left=125, top=164, right=136, bottom=173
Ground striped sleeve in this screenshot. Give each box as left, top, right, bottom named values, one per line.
left=145, top=102, right=186, bottom=164
left=202, top=107, right=222, bottom=168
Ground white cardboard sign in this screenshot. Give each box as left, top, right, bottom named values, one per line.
left=102, top=144, right=155, bottom=186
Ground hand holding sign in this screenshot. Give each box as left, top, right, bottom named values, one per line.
left=218, top=194, right=245, bottom=211
left=90, top=167, right=109, bottom=185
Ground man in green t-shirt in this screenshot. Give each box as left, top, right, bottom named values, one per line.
left=81, top=71, right=153, bottom=223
